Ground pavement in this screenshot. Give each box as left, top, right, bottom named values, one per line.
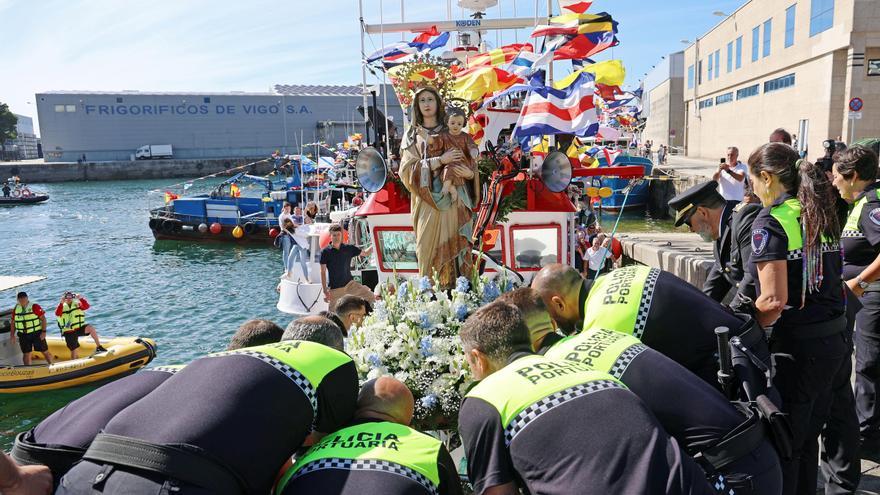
left=618, top=231, right=880, bottom=493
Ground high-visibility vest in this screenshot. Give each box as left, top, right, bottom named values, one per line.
left=842, top=189, right=880, bottom=239
left=581, top=265, right=660, bottom=339
left=275, top=421, right=444, bottom=495
left=768, top=197, right=837, bottom=256
left=13, top=303, right=41, bottom=334
left=545, top=327, right=648, bottom=380
left=57, top=300, right=87, bottom=333
left=465, top=354, right=625, bottom=447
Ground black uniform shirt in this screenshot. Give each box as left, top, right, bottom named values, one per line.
left=279, top=418, right=463, bottom=495
left=100, top=346, right=358, bottom=494
left=749, top=193, right=844, bottom=328
left=842, top=182, right=880, bottom=280
left=458, top=352, right=714, bottom=495
left=320, top=243, right=362, bottom=289
left=703, top=200, right=738, bottom=301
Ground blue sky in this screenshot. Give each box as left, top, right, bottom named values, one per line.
left=2, top=0, right=744, bottom=134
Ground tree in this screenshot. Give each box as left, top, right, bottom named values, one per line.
left=0, top=102, right=18, bottom=143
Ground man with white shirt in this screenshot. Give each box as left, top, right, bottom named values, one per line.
left=713, top=146, right=748, bottom=201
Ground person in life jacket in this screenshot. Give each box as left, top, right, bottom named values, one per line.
left=275, top=376, right=463, bottom=495
left=10, top=291, right=54, bottom=365
left=457, top=301, right=714, bottom=495
left=531, top=263, right=771, bottom=395
left=746, top=144, right=848, bottom=494
left=54, top=292, right=105, bottom=359
left=56, top=316, right=358, bottom=495
left=13, top=319, right=285, bottom=485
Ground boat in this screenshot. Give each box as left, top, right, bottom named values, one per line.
left=0, top=194, right=50, bottom=206
left=0, top=336, right=158, bottom=393
left=581, top=155, right=653, bottom=212
left=0, top=276, right=157, bottom=393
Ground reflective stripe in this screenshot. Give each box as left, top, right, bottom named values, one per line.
left=785, top=241, right=841, bottom=260
left=582, top=266, right=660, bottom=338
left=546, top=328, right=646, bottom=379
left=13, top=304, right=41, bottom=334
left=57, top=301, right=86, bottom=333
left=608, top=343, right=648, bottom=379
left=634, top=268, right=660, bottom=339
left=843, top=189, right=880, bottom=236
left=210, top=349, right=317, bottom=421
left=503, top=379, right=624, bottom=446
left=288, top=458, right=438, bottom=495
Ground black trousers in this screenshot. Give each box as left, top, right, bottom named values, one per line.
left=719, top=440, right=783, bottom=495
left=855, top=291, right=880, bottom=442
left=770, top=323, right=849, bottom=495
left=57, top=460, right=213, bottom=495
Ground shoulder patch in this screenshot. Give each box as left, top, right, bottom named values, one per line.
left=752, top=228, right=769, bottom=255
left=733, top=202, right=746, bottom=213
left=870, top=208, right=880, bottom=226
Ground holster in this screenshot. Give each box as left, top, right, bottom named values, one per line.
left=754, top=394, right=793, bottom=461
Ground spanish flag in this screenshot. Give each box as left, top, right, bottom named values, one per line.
left=164, top=191, right=178, bottom=203
left=230, top=183, right=241, bottom=198
left=452, top=66, right=522, bottom=102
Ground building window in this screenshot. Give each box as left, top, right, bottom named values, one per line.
left=869, top=60, right=880, bottom=76
left=764, top=73, right=796, bottom=92
left=763, top=19, right=772, bottom=58
left=714, top=49, right=720, bottom=78
left=687, top=64, right=695, bottom=89
left=785, top=4, right=796, bottom=47
left=715, top=92, right=734, bottom=105
left=116, top=97, right=123, bottom=103
left=752, top=26, right=760, bottom=62
left=810, top=0, right=834, bottom=36
left=736, top=84, right=760, bottom=99
left=699, top=99, right=714, bottom=109
left=727, top=42, right=733, bottom=73
left=736, top=36, right=743, bottom=69
left=698, top=60, right=703, bottom=84
left=708, top=53, right=714, bottom=81
left=204, top=97, right=211, bottom=103
left=65, top=105, right=76, bottom=112
left=54, top=105, right=65, bottom=112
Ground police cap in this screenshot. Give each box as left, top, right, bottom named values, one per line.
left=668, top=180, right=723, bottom=227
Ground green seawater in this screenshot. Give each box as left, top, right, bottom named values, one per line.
left=0, top=179, right=676, bottom=450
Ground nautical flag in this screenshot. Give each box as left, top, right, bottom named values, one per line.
left=554, top=59, right=626, bottom=88
left=365, top=28, right=450, bottom=64
left=230, top=183, right=241, bottom=197
left=506, top=50, right=541, bottom=76
left=453, top=66, right=523, bottom=102
left=513, top=71, right=599, bottom=141
left=558, top=0, right=593, bottom=14
left=164, top=191, right=178, bottom=203
left=602, top=148, right=621, bottom=165
left=467, top=43, right=533, bottom=68
left=553, top=29, right=617, bottom=60
left=531, top=12, right=616, bottom=38
left=530, top=36, right=569, bottom=69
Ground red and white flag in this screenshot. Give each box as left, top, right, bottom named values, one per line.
left=558, top=0, right=593, bottom=14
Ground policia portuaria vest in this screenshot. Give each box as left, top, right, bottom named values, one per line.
left=466, top=354, right=626, bottom=447
left=544, top=328, right=647, bottom=380
left=276, top=422, right=445, bottom=495
left=581, top=265, right=660, bottom=339
left=769, top=198, right=837, bottom=256
left=81, top=341, right=352, bottom=495
left=57, top=300, right=86, bottom=333
left=842, top=189, right=880, bottom=239
left=14, top=303, right=41, bottom=334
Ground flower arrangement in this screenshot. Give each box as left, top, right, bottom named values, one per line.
left=346, top=274, right=514, bottom=430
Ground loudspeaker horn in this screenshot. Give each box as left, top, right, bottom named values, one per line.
left=540, top=151, right=573, bottom=193
left=355, top=147, right=388, bottom=193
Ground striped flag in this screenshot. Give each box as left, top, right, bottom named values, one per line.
left=506, top=50, right=541, bottom=76
left=559, top=0, right=593, bottom=14
left=452, top=66, right=523, bottom=101
left=467, top=43, right=533, bottom=68
left=514, top=71, right=599, bottom=140
left=531, top=13, right=615, bottom=38
left=366, top=29, right=450, bottom=64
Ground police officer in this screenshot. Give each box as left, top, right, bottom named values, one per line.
left=669, top=180, right=762, bottom=311
left=832, top=146, right=880, bottom=458
left=545, top=326, right=782, bottom=494
left=457, top=301, right=714, bottom=495
left=276, top=376, right=462, bottom=495
left=746, top=143, right=848, bottom=494
left=531, top=263, right=769, bottom=392
left=57, top=316, right=358, bottom=495
left=12, top=319, right=283, bottom=482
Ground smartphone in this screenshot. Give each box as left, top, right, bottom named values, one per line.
left=720, top=158, right=726, bottom=164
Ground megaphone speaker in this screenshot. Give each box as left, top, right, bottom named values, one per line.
left=355, top=147, right=388, bottom=193
left=539, top=151, right=573, bottom=193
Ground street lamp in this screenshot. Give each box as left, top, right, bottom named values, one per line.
left=712, top=11, right=729, bottom=17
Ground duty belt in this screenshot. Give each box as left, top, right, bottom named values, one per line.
left=83, top=433, right=249, bottom=495
left=699, top=406, right=766, bottom=470
left=11, top=431, right=84, bottom=479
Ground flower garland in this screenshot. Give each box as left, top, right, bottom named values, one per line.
left=346, top=274, right=515, bottom=430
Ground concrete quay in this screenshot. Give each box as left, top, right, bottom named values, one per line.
left=0, top=157, right=273, bottom=183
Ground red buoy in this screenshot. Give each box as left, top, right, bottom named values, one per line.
left=268, top=227, right=280, bottom=238
left=319, top=229, right=349, bottom=249
left=209, top=222, right=222, bottom=235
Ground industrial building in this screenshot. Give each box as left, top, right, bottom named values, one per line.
left=641, top=51, right=686, bottom=152
left=35, top=84, right=403, bottom=162
left=679, top=0, right=880, bottom=159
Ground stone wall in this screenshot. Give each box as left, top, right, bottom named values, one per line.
left=0, top=158, right=273, bottom=183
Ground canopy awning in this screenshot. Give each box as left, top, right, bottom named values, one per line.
left=0, top=276, right=46, bottom=292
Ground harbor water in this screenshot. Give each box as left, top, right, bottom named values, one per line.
left=0, top=179, right=676, bottom=449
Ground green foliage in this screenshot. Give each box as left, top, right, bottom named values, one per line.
left=494, top=180, right=527, bottom=224
left=0, top=103, right=17, bottom=142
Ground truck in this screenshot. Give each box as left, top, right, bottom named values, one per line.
left=135, top=144, right=173, bottom=160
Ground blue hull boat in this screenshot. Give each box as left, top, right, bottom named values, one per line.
left=587, top=155, right=653, bottom=212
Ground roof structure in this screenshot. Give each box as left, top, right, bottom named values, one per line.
left=273, top=85, right=365, bottom=97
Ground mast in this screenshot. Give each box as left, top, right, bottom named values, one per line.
left=359, top=0, right=370, bottom=142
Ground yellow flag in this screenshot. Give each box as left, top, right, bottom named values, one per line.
left=554, top=59, right=626, bottom=89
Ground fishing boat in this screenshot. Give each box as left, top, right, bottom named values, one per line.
left=577, top=155, right=653, bottom=212
left=0, top=276, right=157, bottom=393
left=0, top=182, right=49, bottom=206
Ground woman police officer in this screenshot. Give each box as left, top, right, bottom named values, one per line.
left=831, top=145, right=880, bottom=452
left=747, top=142, right=849, bottom=494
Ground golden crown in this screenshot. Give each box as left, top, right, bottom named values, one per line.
left=389, top=55, right=456, bottom=108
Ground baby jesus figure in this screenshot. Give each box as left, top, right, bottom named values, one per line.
left=420, top=108, right=479, bottom=203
